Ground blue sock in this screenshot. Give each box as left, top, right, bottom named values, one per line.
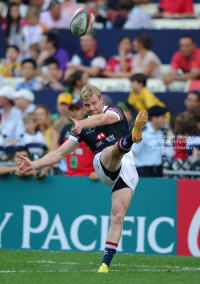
left=117, top=132, right=133, bottom=153
left=101, top=241, right=118, bottom=267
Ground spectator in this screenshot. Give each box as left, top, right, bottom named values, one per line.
left=132, top=34, right=161, bottom=78
left=62, top=0, right=79, bottom=18
left=117, top=101, right=134, bottom=131
left=34, top=104, right=52, bottom=149
left=118, top=0, right=154, bottom=29
left=86, top=0, right=106, bottom=29
left=35, top=115, right=70, bottom=178
left=22, top=6, right=44, bottom=58
left=0, top=86, right=24, bottom=151
left=16, top=59, right=41, bottom=91
left=132, top=106, right=167, bottom=177
left=31, top=0, right=46, bottom=12
left=40, top=0, right=70, bottom=29
left=58, top=99, right=98, bottom=180
left=20, top=112, right=47, bottom=158
left=4, top=3, right=25, bottom=50
left=184, top=91, right=199, bottom=116
left=29, top=43, right=40, bottom=61
left=65, top=30, right=107, bottom=78
left=14, top=89, right=36, bottom=116
left=105, top=1, right=126, bottom=29
left=65, top=70, right=88, bottom=99
left=0, top=146, right=36, bottom=177
left=1, top=45, right=21, bottom=77
left=103, top=37, right=133, bottom=78
left=52, top=92, right=72, bottom=121
left=102, top=94, right=113, bottom=106
left=42, top=58, right=64, bottom=90
left=128, top=74, right=170, bottom=123
left=163, top=35, right=200, bottom=85
left=2, top=0, right=28, bottom=18
left=37, top=31, right=70, bottom=73
left=155, top=0, right=194, bottom=19
left=173, top=115, right=197, bottom=162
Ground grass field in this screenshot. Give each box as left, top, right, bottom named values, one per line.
left=0, top=249, right=199, bottom=284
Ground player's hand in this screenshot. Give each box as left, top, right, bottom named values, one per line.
left=18, top=156, right=34, bottom=174
left=69, top=117, right=83, bottom=135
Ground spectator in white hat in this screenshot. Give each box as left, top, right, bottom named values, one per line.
left=14, top=89, right=36, bottom=116
left=0, top=86, right=24, bottom=151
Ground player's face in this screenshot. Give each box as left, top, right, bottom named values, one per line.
left=180, top=38, right=195, bottom=58
left=82, top=95, right=104, bottom=116
left=184, top=93, right=199, bottom=112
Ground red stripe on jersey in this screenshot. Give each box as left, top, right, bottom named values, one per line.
left=71, top=133, right=79, bottom=139
left=108, top=108, right=123, bottom=120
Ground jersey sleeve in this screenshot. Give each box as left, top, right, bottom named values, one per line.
left=105, top=106, right=124, bottom=121
left=69, top=132, right=82, bottom=144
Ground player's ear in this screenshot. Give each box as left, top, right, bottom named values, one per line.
left=100, top=96, right=103, bottom=104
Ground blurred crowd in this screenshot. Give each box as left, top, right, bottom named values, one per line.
left=0, top=0, right=199, bottom=179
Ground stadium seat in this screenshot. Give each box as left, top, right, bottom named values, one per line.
left=161, top=65, right=171, bottom=75
left=100, top=78, right=131, bottom=92
left=139, top=3, right=158, bottom=16
left=139, top=3, right=200, bottom=17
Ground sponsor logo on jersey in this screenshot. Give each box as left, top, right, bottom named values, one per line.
left=105, top=134, right=116, bottom=142
left=96, top=140, right=104, bottom=148
left=86, top=128, right=95, bottom=134
left=96, top=133, right=106, bottom=140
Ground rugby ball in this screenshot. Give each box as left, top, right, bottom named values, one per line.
left=70, top=7, right=95, bottom=37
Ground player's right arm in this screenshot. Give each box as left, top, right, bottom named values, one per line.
left=18, top=139, right=78, bottom=174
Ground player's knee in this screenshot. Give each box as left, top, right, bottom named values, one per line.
left=111, top=212, right=124, bottom=227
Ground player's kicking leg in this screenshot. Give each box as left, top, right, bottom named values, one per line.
left=98, top=110, right=148, bottom=273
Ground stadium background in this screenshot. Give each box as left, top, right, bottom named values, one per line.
left=0, top=0, right=200, bottom=262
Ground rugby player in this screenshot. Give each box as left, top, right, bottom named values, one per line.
left=18, top=85, right=148, bottom=273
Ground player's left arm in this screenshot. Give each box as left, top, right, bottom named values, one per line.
left=70, top=113, right=118, bottom=135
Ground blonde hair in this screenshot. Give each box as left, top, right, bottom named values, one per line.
left=26, top=6, right=40, bottom=20
left=80, top=85, right=101, bottom=102
left=23, top=112, right=37, bottom=123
